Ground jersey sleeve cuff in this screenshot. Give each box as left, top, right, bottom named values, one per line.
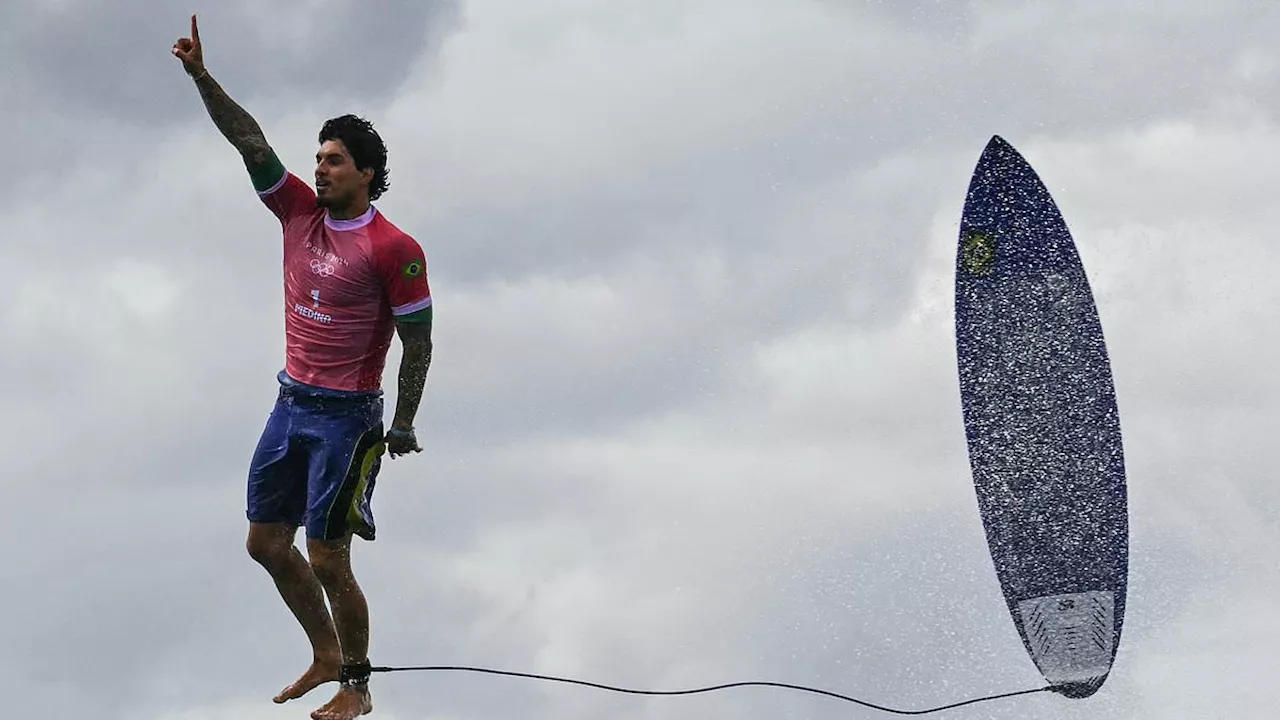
left=392, top=297, right=433, bottom=316
left=252, top=152, right=288, bottom=194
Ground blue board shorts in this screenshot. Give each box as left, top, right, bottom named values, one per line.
left=246, top=371, right=387, bottom=541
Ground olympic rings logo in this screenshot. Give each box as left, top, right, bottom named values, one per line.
left=310, top=259, right=336, bottom=277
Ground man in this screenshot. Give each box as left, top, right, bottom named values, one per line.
left=172, top=14, right=433, bottom=720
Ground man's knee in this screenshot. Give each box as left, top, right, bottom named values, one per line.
left=306, top=535, right=353, bottom=586
left=246, top=522, right=296, bottom=568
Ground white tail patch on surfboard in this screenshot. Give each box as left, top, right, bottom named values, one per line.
left=1017, top=590, right=1115, bottom=688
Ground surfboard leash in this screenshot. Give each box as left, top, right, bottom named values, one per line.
left=364, top=663, right=1055, bottom=715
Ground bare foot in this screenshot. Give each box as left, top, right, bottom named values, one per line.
left=310, top=685, right=373, bottom=720
left=274, top=657, right=341, bottom=704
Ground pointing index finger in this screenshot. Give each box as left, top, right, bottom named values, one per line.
left=190, top=14, right=199, bottom=43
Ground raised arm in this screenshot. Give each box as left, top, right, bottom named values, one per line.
left=172, top=14, right=279, bottom=184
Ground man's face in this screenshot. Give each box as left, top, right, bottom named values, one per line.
left=314, top=139, right=371, bottom=209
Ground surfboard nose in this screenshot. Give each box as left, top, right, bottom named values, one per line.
left=975, top=134, right=1023, bottom=175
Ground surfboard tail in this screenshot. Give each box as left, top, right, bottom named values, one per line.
left=1016, top=590, right=1115, bottom=697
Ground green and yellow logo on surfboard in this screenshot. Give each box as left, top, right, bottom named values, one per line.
left=962, top=231, right=996, bottom=276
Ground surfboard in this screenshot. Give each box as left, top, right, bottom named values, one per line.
left=953, top=135, right=1129, bottom=699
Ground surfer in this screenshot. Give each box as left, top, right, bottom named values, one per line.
left=172, top=14, right=434, bottom=720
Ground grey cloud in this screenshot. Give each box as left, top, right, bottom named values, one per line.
left=409, top=140, right=952, bottom=443
left=1, top=0, right=459, bottom=125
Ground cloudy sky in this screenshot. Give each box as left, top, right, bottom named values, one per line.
left=4, top=1, right=1279, bottom=718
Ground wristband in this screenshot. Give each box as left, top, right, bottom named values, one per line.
left=387, top=427, right=414, bottom=438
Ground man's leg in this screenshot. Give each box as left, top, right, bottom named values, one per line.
left=308, top=536, right=370, bottom=664
left=299, top=400, right=385, bottom=720
left=245, top=391, right=347, bottom=705
left=245, top=521, right=344, bottom=703
left=306, top=534, right=374, bottom=720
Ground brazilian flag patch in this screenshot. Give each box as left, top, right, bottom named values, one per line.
left=961, top=230, right=996, bottom=276
left=402, top=260, right=424, bottom=279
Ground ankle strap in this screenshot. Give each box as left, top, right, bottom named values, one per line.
left=340, top=661, right=372, bottom=687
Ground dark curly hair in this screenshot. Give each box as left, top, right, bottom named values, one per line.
left=318, top=114, right=390, bottom=201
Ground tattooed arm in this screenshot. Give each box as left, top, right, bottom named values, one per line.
left=172, top=14, right=280, bottom=184
left=191, top=73, right=275, bottom=173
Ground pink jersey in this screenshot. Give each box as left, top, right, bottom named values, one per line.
left=257, top=171, right=432, bottom=393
